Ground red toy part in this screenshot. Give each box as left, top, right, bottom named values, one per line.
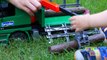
left=31, top=16, right=36, bottom=23
left=40, top=0, right=60, bottom=12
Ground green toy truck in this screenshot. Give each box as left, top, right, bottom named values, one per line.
left=0, top=0, right=96, bottom=45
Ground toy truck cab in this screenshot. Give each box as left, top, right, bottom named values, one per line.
left=0, top=1, right=32, bottom=44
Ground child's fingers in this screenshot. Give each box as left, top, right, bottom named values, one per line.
left=19, top=5, right=34, bottom=16
left=37, top=0, right=41, bottom=1
left=25, top=1, right=37, bottom=12
left=75, top=28, right=83, bottom=32
left=30, top=0, right=41, bottom=9
left=71, top=25, right=76, bottom=30
left=69, top=16, right=77, bottom=21
left=71, top=21, right=76, bottom=25
left=24, top=8, right=34, bottom=16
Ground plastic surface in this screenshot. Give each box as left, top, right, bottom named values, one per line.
left=40, top=0, right=60, bottom=12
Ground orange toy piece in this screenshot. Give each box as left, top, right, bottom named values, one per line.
left=40, top=0, right=60, bottom=12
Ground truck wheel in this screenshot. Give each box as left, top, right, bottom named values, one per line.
left=9, top=31, right=28, bottom=42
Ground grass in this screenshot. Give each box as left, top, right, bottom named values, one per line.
left=1, top=0, right=107, bottom=60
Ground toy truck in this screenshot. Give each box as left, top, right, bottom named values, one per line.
left=0, top=0, right=33, bottom=44
left=0, top=0, right=100, bottom=45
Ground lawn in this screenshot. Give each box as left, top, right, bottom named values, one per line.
left=0, top=0, right=107, bottom=60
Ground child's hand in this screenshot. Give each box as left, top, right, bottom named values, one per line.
left=8, top=0, right=41, bottom=16
left=70, top=14, right=91, bottom=32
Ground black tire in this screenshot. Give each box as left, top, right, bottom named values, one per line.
left=9, top=31, right=28, bottom=42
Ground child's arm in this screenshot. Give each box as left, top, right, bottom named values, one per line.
left=8, top=0, right=41, bottom=16
left=70, top=10, right=107, bottom=32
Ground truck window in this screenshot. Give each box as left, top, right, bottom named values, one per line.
left=0, top=2, right=15, bottom=18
